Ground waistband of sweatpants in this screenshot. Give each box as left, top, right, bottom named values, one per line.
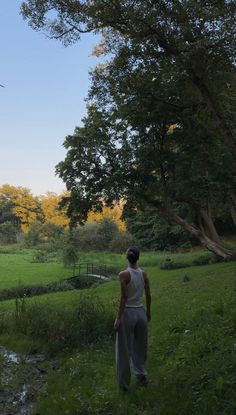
left=125, top=304, right=143, bottom=308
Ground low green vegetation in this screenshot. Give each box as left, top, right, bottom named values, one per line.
left=0, top=246, right=235, bottom=414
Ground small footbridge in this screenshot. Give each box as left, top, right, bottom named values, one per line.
left=66, top=262, right=113, bottom=283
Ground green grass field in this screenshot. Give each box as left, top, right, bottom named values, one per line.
left=0, top=245, right=218, bottom=289
left=0, top=246, right=235, bottom=414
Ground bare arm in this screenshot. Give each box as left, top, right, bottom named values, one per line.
left=143, top=271, right=151, bottom=321
left=114, top=271, right=130, bottom=331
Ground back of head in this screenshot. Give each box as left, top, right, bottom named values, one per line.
left=126, top=246, right=140, bottom=265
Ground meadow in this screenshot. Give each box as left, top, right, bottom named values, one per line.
left=0, top=245, right=218, bottom=289
left=0, top=246, right=235, bottom=414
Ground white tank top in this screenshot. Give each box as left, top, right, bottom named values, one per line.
left=126, top=267, right=144, bottom=308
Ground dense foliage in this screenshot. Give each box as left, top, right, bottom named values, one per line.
left=21, top=0, right=236, bottom=259
left=126, top=208, right=192, bottom=250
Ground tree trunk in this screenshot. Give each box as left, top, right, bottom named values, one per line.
left=199, top=208, right=221, bottom=245
left=142, top=194, right=236, bottom=260
left=197, top=233, right=234, bottom=260
left=169, top=209, right=235, bottom=260
left=229, top=193, right=236, bottom=226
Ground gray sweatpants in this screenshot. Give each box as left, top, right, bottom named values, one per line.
left=116, top=306, right=148, bottom=389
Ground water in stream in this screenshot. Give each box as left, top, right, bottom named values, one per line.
left=0, top=346, right=58, bottom=415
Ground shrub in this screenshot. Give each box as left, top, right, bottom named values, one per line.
left=32, top=250, right=48, bottom=263
left=193, top=253, right=218, bottom=266
left=160, top=252, right=219, bottom=269
left=108, top=230, right=134, bottom=252
left=0, top=221, right=18, bottom=244
left=74, top=222, right=101, bottom=251
left=62, top=244, right=78, bottom=268
left=160, top=258, right=190, bottom=269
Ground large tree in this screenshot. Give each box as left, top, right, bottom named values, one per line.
left=21, top=1, right=236, bottom=258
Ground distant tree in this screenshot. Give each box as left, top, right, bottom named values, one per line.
left=0, top=221, right=18, bottom=244
left=24, top=221, right=42, bottom=246
left=97, top=218, right=119, bottom=250
left=41, top=221, right=64, bottom=240
left=87, top=202, right=125, bottom=230
left=39, top=192, right=69, bottom=227
left=0, top=184, right=42, bottom=232
left=0, top=185, right=20, bottom=230
left=24, top=220, right=65, bottom=247
left=61, top=230, right=79, bottom=269
left=62, top=244, right=78, bottom=268
left=74, top=219, right=119, bottom=251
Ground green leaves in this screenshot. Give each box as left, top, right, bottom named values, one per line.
left=21, top=0, right=235, bottom=255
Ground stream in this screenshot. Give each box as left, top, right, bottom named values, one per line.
left=0, top=346, right=58, bottom=415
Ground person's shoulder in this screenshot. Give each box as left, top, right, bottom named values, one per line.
left=119, top=269, right=130, bottom=278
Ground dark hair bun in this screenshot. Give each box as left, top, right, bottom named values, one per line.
left=126, top=247, right=140, bottom=264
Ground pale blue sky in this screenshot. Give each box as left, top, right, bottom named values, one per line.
left=0, top=0, right=100, bottom=195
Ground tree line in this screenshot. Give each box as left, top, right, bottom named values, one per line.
left=0, top=179, right=234, bottom=253
left=0, top=184, right=133, bottom=251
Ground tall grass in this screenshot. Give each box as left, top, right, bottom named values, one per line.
left=34, top=261, right=236, bottom=415
left=2, top=293, right=113, bottom=354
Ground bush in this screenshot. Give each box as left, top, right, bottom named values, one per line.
left=160, top=258, right=190, bottom=270
left=160, top=252, right=219, bottom=269
left=108, top=230, right=134, bottom=252
left=75, top=222, right=102, bottom=251
left=193, top=253, right=219, bottom=266
left=32, top=250, right=48, bottom=263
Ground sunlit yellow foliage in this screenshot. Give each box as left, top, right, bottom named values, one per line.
left=87, top=202, right=125, bottom=230
left=167, top=123, right=178, bottom=135
left=0, top=184, right=39, bottom=232
left=0, top=184, right=124, bottom=231
left=39, top=192, right=69, bottom=227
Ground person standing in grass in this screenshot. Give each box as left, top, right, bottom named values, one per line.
left=114, top=247, right=151, bottom=391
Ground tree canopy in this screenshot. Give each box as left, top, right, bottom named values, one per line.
left=21, top=1, right=236, bottom=258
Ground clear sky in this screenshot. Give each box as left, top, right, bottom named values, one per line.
left=0, top=0, right=100, bottom=195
